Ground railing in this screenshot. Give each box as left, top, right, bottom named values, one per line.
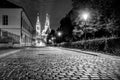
left=0, top=29, right=20, bottom=48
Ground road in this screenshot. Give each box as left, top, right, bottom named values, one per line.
left=0, top=47, right=120, bottom=80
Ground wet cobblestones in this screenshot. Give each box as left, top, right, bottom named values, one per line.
left=0, top=47, right=120, bottom=80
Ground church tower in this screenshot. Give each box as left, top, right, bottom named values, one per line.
left=35, top=13, right=51, bottom=47
left=36, top=13, right=41, bottom=36
left=42, top=13, right=51, bottom=35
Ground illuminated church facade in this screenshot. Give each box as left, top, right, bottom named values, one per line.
left=35, top=13, right=51, bottom=46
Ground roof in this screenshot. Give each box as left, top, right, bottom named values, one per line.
left=0, top=0, right=34, bottom=29
left=0, top=0, right=21, bottom=8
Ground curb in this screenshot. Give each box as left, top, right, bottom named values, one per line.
left=59, top=47, right=120, bottom=60
left=0, top=49, right=21, bottom=58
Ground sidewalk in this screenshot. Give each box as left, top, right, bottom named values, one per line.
left=0, top=47, right=23, bottom=56
left=59, top=47, right=120, bottom=60
left=0, top=49, right=21, bottom=58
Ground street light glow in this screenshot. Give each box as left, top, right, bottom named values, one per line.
left=51, top=37, right=54, bottom=40
left=82, top=12, right=90, bottom=21
left=57, top=32, right=62, bottom=37
left=51, top=37, right=55, bottom=40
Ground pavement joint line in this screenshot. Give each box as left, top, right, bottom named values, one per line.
left=0, top=49, right=21, bottom=58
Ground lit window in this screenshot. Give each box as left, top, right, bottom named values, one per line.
left=2, top=15, right=8, bottom=25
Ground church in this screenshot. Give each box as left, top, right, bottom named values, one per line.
left=35, top=13, right=51, bottom=47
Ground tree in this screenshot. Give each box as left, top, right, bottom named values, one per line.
left=57, top=12, right=74, bottom=42
left=57, top=0, right=120, bottom=42
left=105, top=16, right=119, bottom=37
left=71, top=0, right=120, bottom=40
left=47, top=29, right=56, bottom=43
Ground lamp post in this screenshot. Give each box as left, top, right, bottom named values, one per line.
left=81, top=11, right=90, bottom=49
left=51, top=37, right=56, bottom=45
left=57, top=31, right=62, bottom=43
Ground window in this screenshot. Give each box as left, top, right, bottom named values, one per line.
left=2, top=15, right=8, bottom=25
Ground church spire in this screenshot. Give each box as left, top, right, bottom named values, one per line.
left=42, top=13, right=51, bottom=34
left=36, top=12, right=41, bottom=36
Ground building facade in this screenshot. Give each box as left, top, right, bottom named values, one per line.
left=0, top=0, right=33, bottom=47
left=35, top=13, right=51, bottom=47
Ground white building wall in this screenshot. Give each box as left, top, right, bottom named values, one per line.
left=0, top=9, right=22, bottom=36
left=21, top=11, right=33, bottom=46
left=0, top=8, right=33, bottom=47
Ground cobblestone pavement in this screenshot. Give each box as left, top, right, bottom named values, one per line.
left=0, top=47, right=120, bottom=80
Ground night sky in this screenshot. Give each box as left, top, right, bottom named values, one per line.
left=8, top=0, right=72, bottom=30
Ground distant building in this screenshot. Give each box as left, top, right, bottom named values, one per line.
left=0, top=0, right=33, bottom=47
left=35, top=13, right=51, bottom=47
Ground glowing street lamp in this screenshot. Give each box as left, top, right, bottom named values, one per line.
left=57, top=31, right=62, bottom=43
left=81, top=12, right=90, bottom=21
left=51, top=37, right=54, bottom=40
left=49, top=39, right=52, bottom=43
left=81, top=11, right=90, bottom=39
left=51, top=37, right=56, bottom=45
left=57, top=31, right=62, bottom=37
left=51, top=37, right=56, bottom=40
left=81, top=11, right=91, bottom=49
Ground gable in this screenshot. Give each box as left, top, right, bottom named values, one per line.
left=0, top=0, right=21, bottom=8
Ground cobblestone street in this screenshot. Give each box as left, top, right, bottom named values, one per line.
left=0, top=47, right=120, bottom=80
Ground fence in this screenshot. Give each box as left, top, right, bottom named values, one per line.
left=0, top=29, right=20, bottom=48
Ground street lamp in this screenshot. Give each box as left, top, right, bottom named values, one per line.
left=81, top=11, right=90, bottom=49
left=57, top=31, right=62, bottom=37
left=51, top=37, right=56, bottom=44
left=81, top=12, right=90, bottom=21
left=81, top=11, right=90, bottom=39
left=51, top=37, right=54, bottom=40
left=57, top=31, right=63, bottom=43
